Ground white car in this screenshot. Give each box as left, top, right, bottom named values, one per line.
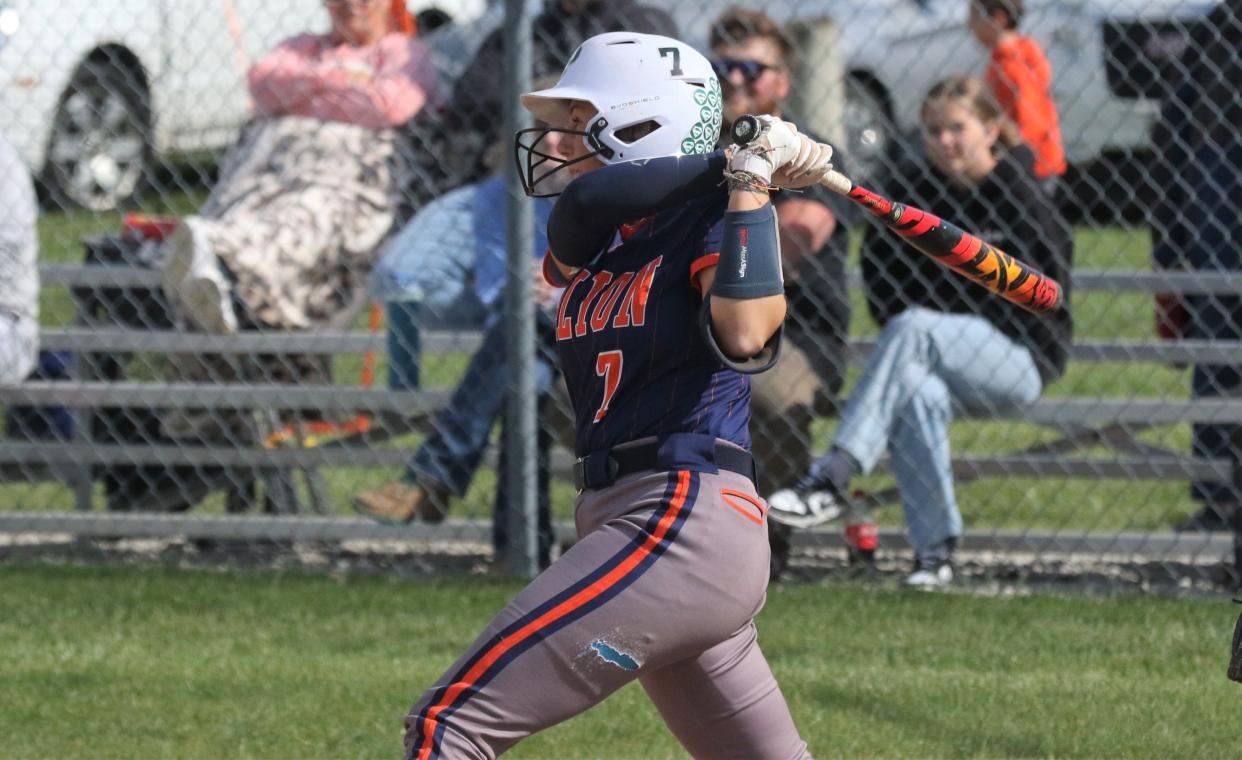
left=0, top=0, right=483, bottom=211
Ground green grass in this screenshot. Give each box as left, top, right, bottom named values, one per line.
left=3, top=196, right=1212, bottom=533
left=0, top=563, right=1237, bottom=759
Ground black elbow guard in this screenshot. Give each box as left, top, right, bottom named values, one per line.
left=710, top=204, right=784, bottom=300
left=698, top=296, right=782, bottom=374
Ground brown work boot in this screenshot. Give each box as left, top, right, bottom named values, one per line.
left=352, top=481, right=448, bottom=524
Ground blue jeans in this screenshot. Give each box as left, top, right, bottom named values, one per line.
left=832, top=308, right=1042, bottom=558
left=408, top=314, right=560, bottom=566
left=372, top=180, right=496, bottom=391
left=386, top=298, right=493, bottom=391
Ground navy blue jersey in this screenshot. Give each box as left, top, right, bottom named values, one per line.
left=548, top=191, right=752, bottom=457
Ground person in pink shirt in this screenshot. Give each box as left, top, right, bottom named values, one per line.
left=248, top=0, right=435, bottom=131
left=153, top=0, right=436, bottom=465
left=160, top=0, right=436, bottom=337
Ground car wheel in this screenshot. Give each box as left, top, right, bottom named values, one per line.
left=843, top=75, right=893, bottom=183
left=44, top=59, right=151, bottom=212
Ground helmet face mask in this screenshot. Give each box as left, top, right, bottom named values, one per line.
left=514, top=117, right=613, bottom=198
left=515, top=32, right=723, bottom=197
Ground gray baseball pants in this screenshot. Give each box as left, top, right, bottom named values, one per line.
left=403, top=466, right=812, bottom=759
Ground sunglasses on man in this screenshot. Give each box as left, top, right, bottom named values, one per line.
left=710, top=58, right=776, bottom=84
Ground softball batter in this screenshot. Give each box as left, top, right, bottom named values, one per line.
left=403, top=32, right=834, bottom=759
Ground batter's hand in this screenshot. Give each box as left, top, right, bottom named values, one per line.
left=750, top=115, right=803, bottom=166
left=771, top=138, right=834, bottom=189
left=727, top=115, right=833, bottom=189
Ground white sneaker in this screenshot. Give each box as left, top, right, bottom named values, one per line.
left=159, top=220, right=195, bottom=304
left=180, top=271, right=238, bottom=334
left=903, top=562, right=953, bottom=588
left=767, top=488, right=844, bottom=529
left=164, top=218, right=237, bottom=334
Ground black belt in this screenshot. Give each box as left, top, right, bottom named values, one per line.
left=573, top=440, right=757, bottom=492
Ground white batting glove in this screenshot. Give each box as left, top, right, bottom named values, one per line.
left=727, top=115, right=832, bottom=189
left=726, top=115, right=801, bottom=185
left=772, top=139, right=834, bottom=189
left=752, top=115, right=806, bottom=168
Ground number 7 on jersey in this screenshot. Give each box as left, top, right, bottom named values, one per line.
left=594, top=350, right=623, bottom=422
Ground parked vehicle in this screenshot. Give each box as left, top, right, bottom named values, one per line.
left=0, top=0, right=481, bottom=211
left=665, top=0, right=1215, bottom=181
left=4, top=0, right=1209, bottom=211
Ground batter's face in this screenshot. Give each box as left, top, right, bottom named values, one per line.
left=920, top=99, right=1000, bottom=183
left=528, top=124, right=573, bottom=195
left=712, top=36, right=790, bottom=126
left=560, top=101, right=608, bottom=177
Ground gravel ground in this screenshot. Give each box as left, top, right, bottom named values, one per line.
left=2, top=531, right=1238, bottom=596
left=779, top=545, right=1239, bottom=597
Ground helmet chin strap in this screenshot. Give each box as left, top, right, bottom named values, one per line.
left=586, top=117, right=614, bottom=160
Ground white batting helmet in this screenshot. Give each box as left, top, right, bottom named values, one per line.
left=515, top=31, right=723, bottom=196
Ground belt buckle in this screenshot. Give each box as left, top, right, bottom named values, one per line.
left=574, top=451, right=620, bottom=493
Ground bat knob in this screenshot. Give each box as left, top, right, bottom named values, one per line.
left=730, top=114, right=760, bottom=146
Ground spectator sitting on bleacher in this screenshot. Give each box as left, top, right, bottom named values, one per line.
left=0, top=133, right=39, bottom=386
left=160, top=0, right=435, bottom=334
left=1150, top=0, right=1242, bottom=533
left=353, top=130, right=570, bottom=567
left=371, top=115, right=563, bottom=391
left=767, top=76, right=1073, bottom=588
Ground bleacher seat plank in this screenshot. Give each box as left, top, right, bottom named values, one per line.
left=945, top=454, right=1231, bottom=481
left=840, top=268, right=1242, bottom=294
left=40, top=328, right=382, bottom=353
left=0, top=441, right=410, bottom=469
left=848, top=338, right=1242, bottom=364
left=0, top=381, right=450, bottom=413
left=38, top=328, right=1242, bottom=364
left=1003, top=398, right=1242, bottom=426
left=40, top=264, right=160, bottom=288
left=1071, top=270, right=1242, bottom=294
left=46, top=264, right=1242, bottom=295
left=38, top=327, right=483, bottom=354
left=1064, top=339, right=1242, bottom=363
left=15, top=385, right=1233, bottom=426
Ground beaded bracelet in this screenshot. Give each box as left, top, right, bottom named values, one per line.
left=722, top=168, right=774, bottom=195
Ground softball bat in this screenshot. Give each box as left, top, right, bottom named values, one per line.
left=730, top=115, right=1064, bottom=315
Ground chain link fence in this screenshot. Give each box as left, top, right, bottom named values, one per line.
left=0, top=0, right=1239, bottom=589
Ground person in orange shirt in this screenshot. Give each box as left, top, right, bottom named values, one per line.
left=968, top=0, right=1066, bottom=185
